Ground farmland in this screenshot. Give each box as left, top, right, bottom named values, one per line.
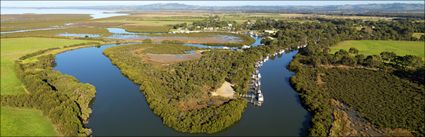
left=330, top=40, right=424, bottom=57
left=1, top=37, right=99, bottom=136
left=1, top=37, right=96, bottom=95
left=2, top=27, right=111, bottom=38
left=1, top=107, right=57, bottom=136
left=94, top=13, right=205, bottom=32
left=1, top=14, right=92, bottom=32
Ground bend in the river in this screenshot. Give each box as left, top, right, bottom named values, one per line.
left=53, top=34, right=310, bottom=136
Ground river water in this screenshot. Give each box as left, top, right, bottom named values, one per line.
left=54, top=43, right=310, bottom=136
left=54, top=44, right=181, bottom=136
left=218, top=51, right=311, bottom=136
left=1, top=8, right=127, bottom=19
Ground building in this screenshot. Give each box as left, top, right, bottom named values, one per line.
left=241, top=45, right=251, bottom=49
left=264, top=29, right=277, bottom=35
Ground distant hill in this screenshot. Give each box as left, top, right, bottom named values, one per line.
left=14, top=3, right=424, bottom=17
left=94, top=3, right=424, bottom=13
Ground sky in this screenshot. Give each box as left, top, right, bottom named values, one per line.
left=1, top=1, right=424, bottom=7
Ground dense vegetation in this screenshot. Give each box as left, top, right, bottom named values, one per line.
left=323, top=69, right=424, bottom=133
left=0, top=38, right=97, bottom=95
left=104, top=44, right=256, bottom=133
left=234, top=16, right=425, bottom=136
left=268, top=18, right=425, bottom=136
left=142, top=44, right=197, bottom=54
left=290, top=65, right=425, bottom=135
left=104, top=17, right=424, bottom=134
left=2, top=12, right=423, bottom=135
left=1, top=43, right=99, bottom=136
left=292, top=47, right=425, bottom=135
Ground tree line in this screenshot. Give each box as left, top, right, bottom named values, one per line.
left=104, top=44, right=254, bottom=133
left=1, top=43, right=98, bottom=136
left=270, top=18, right=425, bottom=136
left=103, top=17, right=423, bottom=135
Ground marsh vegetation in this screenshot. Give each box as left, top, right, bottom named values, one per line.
left=1, top=5, right=424, bottom=136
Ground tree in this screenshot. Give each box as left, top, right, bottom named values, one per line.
left=394, top=55, right=424, bottom=70
left=348, top=47, right=359, bottom=54
left=364, top=55, right=383, bottom=68
left=143, top=39, right=153, bottom=44
left=420, top=35, right=425, bottom=41
left=355, top=54, right=366, bottom=65
left=380, top=51, right=397, bottom=62
left=341, top=56, right=356, bottom=66
left=323, top=47, right=331, bottom=55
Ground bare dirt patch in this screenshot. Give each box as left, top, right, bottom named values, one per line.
left=316, top=73, right=325, bottom=85
left=211, top=81, right=235, bottom=98
left=150, top=36, right=242, bottom=44
left=144, top=50, right=202, bottom=65
left=329, top=99, right=413, bottom=136
left=330, top=99, right=384, bottom=136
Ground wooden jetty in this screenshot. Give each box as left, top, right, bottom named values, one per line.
left=240, top=44, right=308, bottom=107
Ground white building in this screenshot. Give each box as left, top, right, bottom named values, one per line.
left=241, top=45, right=251, bottom=49
left=264, top=30, right=277, bottom=34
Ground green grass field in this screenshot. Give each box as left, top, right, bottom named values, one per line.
left=1, top=37, right=95, bottom=95
left=331, top=40, right=424, bottom=57
left=2, top=27, right=111, bottom=38
left=1, top=107, right=57, bottom=136
left=1, top=14, right=91, bottom=32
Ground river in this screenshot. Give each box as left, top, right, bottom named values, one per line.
left=54, top=42, right=310, bottom=136
left=1, top=8, right=127, bottom=19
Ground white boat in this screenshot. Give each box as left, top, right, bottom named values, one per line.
left=258, top=93, right=264, bottom=102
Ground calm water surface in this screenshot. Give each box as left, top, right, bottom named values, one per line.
left=1, top=8, right=127, bottom=19
left=54, top=44, right=310, bottom=136
left=218, top=51, right=311, bottom=136
left=0, top=8, right=127, bottom=34
left=54, top=44, right=180, bottom=136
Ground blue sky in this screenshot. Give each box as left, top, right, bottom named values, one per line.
left=1, top=1, right=424, bottom=7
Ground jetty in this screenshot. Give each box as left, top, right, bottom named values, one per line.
left=241, top=44, right=308, bottom=106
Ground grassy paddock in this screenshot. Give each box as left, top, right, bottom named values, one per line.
left=1, top=107, right=58, bottom=136
left=1, top=14, right=91, bottom=32
left=330, top=40, right=424, bottom=57
left=94, top=14, right=204, bottom=32
left=1, top=27, right=111, bottom=38
left=1, top=37, right=97, bottom=95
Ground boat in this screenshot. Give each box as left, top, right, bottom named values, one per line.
left=257, top=93, right=264, bottom=102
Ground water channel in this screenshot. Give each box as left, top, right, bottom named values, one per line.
left=54, top=36, right=310, bottom=136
